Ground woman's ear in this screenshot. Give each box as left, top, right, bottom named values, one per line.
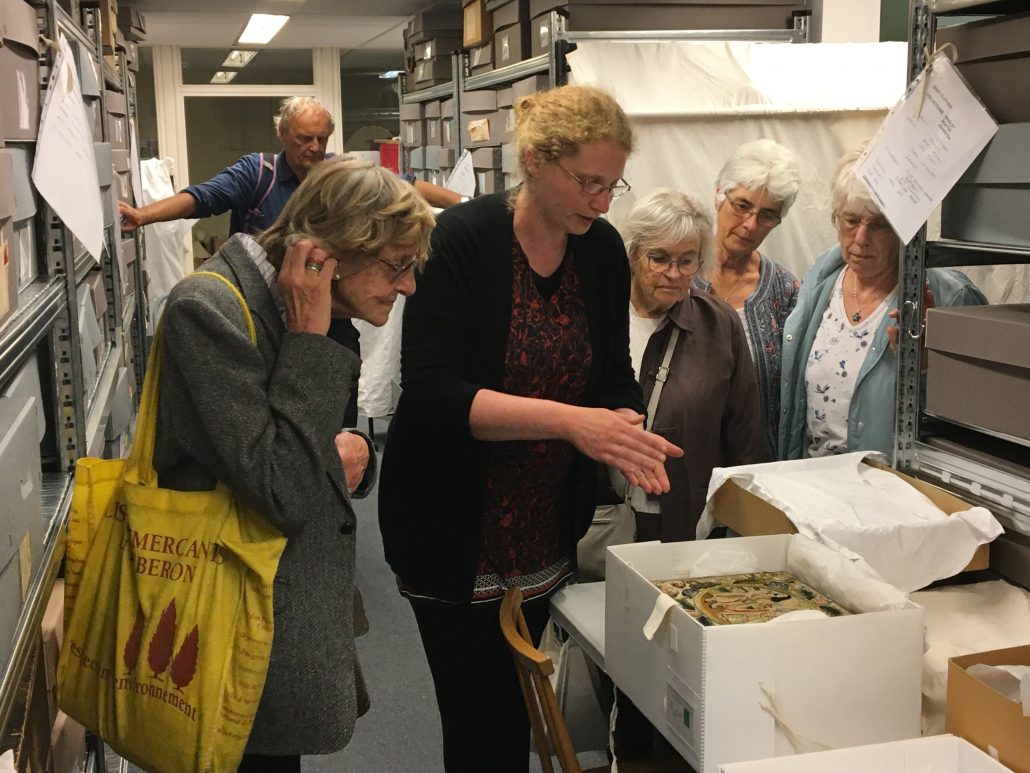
left=522, top=148, right=541, bottom=178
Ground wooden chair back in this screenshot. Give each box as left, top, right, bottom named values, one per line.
left=500, top=587, right=583, bottom=773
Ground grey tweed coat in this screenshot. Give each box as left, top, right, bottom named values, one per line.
left=152, top=236, right=372, bottom=756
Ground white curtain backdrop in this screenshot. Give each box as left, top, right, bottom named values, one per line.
left=568, top=39, right=907, bottom=280
left=567, top=39, right=1030, bottom=302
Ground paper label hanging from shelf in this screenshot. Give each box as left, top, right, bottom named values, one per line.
left=31, top=34, right=104, bottom=263
left=855, top=53, right=997, bottom=244
left=444, top=150, right=476, bottom=198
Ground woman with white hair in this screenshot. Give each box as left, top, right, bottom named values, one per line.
left=694, top=139, right=802, bottom=455
left=623, top=188, right=767, bottom=542
left=778, top=147, right=985, bottom=460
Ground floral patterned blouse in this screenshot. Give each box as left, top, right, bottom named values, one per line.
left=803, top=271, right=895, bottom=456
left=695, top=254, right=799, bottom=457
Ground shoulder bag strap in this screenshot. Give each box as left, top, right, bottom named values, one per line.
left=613, top=325, right=681, bottom=503
left=128, top=272, right=256, bottom=485
left=644, top=326, right=680, bottom=432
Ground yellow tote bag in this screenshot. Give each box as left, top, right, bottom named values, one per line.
left=59, top=273, right=287, bottom=773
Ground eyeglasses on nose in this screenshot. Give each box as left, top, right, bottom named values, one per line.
left=375, top=255, right=419, bottom=280
left=646, top=251, right=703, bottom=275
left=834, top=212, right=894, bottom=237
left=557, top=162, right=631, bottom=199
left=725, top=194, right=782, bottom=228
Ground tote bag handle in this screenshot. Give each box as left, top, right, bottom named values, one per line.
left=126, top=272, right=256, bottom=486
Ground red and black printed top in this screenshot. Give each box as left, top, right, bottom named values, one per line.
left=379, top=192, right=643, bottom=604
left=472, top=237, right=592, bottom=603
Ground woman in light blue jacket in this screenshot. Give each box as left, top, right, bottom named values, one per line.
left=779, top=148, right=986, bottom=460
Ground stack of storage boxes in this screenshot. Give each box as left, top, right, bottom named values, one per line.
left=405, top=2, right=463, bottom=92
left=0, top=395, right=45, bottom=669
left=926, top=13, right=1030, bottom=446
left=493, top=0, right=532, bottom=68
left=925, top=305, right=1030, bottom=446
left=531, top=0, right=805, bottom=33
left=0, top=0, right=42, bottom=330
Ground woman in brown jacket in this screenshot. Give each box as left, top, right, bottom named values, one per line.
left=622, top=188, right=768, bottom=542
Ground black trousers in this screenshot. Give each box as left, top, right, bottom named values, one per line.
left=409, top=596, right=551, bottom=773
left=237, top=753, right=300, bottom=772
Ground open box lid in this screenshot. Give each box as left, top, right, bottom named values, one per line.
left=702, top=454, right=996, bottom=588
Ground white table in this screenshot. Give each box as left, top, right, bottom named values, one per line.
left=549, top=581, right=606, bottom=668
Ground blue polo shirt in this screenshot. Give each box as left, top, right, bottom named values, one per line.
left=183, top=151, right=306, bottom=236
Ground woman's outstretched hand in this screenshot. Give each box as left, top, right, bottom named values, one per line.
left=566, top=407, right=684, bottom=495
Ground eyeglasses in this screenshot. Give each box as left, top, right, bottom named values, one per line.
left=557, top=162, right=631, bottom=199
left=725, top=194, right=782, bottom=228
left=646, top=250, right=703, bottom=275
left=374, top=254, right=419, bottom=280
left=834, top=212, right=894, bottom=238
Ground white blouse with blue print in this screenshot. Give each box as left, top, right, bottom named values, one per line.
left=804, top=271, right=895, bottom=458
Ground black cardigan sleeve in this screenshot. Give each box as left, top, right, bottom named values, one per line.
left=397, top=208, right=486, bottom=439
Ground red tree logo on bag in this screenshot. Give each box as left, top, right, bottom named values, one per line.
left=147, top=599, right=177, bottom=678
left=170, top=624, right=199, bottom=691
left=123, top=603, right=145, bottom=671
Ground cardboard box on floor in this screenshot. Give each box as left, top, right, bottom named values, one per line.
left=719, top=734, right=1011, bottom=772
left=707, top=458, right=990, bottom=575
left=606, top=535, right=925, bottom=773
left=947, top=644, right=1030, bottom=773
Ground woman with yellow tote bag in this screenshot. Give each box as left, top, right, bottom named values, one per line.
left=60, top=158, right=435, bottom=772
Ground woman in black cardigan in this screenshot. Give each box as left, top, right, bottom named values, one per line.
left=379, top=85, right=682, bottom=772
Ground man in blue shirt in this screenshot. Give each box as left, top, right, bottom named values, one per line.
left=120, top=96, right=460, bottom=423
left=119, top=96, right=460, bottom=234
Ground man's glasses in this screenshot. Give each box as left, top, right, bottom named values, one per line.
left=725, top=193, right=782, bottom=228
left=557, top=163, right=631, bottom=199
left=646, top=251, right=703, bottom=275
left=834, top=212, right=894, bottom=238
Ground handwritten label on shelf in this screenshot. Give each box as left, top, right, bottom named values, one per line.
left=31, top=34, right=104, bottom=263
left=856, top=54, right=997, bottom=244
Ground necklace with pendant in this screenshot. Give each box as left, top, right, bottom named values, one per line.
left=849, top=268, right=885, bottom=323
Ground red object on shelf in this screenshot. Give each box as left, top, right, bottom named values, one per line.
left=378, top=141, right=400, bottom=174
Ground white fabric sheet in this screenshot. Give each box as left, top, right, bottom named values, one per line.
left=912, top=580, right=1030, bottom=734
left=140, top=158, right=194, bottom=333
left=699, top=452, right=1004, bottom=592
left=566, top=39, right=1030, bottom=304
left=567, top=40, right=906, bottom=282
left=354, top=294, right=405, bottom=419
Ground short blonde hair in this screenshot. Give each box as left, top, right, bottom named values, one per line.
left=274, top=96, right=335, bottom=137
left=831, top=144, right=879, bottom=216
left=621, top=188, right=714, bottom=270
left=514, top=85, right=634, bottom=178
left=258, top=157, right=435, bottom=271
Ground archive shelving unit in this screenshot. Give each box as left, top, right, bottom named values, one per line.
left=0, top=0, right=148, bottom=767
left=894, top=0, right=1030, bottom=587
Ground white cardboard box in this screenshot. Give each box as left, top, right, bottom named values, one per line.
left=719, top=734, right=1012, bottom=772
left=605, top=535, right=924, bottom=773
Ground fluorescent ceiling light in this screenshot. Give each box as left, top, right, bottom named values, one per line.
left=210, top=71, right=238, bottom=84
left=380, top=70, right=403, bottom=79
left=222, top=50, right=259, bottom=68
left=236, top=13, right=289, bottom=45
